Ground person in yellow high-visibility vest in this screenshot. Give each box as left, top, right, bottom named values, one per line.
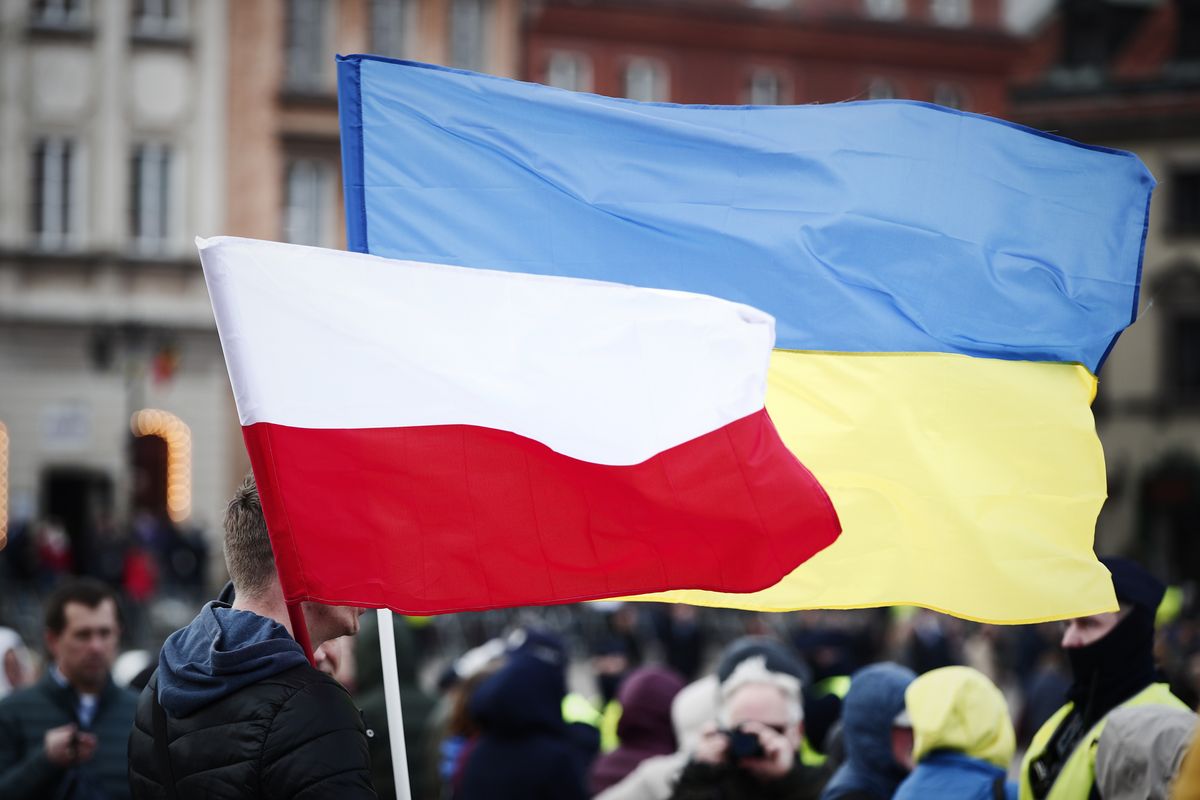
left=1020, top=557, right=1188, bottom=800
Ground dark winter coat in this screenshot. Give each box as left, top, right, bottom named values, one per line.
left=0, top=671, right=137, bottom=799
left=819, top=663, right=915, bottom=800
left=127, top=602, right=376, bottom=799
left=456, top=630, right=589, bottom=800
left=355, top=611, right=436, bottom=800
left=669, top=760, right=819, bottom=800
left=591, top=666, right=686, bottom=795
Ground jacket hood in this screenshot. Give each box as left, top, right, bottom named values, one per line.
left=469, top=628, right=568, bottom=737
left=672, top=675, right=719, bottom=751
left=823, top=662, right=916, bottom=799
left=1095, top=705, right=1196, bottom=800
left=157, top=602, right=308, bottom=716
left=906, top=666, right=1014, bottom=768
left=615, top=666, right=685, bottom=750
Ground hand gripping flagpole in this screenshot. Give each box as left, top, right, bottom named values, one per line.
left=378, top=608, right=412, bottom=800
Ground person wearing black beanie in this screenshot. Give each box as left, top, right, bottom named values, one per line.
left=1018, top=557, right=1188, bottom=800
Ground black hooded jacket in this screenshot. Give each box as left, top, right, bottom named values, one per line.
left=127, top=602, right=376, bottom=799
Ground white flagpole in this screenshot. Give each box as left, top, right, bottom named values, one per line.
left=377, top=608, right=412, bottom=800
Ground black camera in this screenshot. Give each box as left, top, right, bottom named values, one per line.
left=722, top=727, right=765, bottom=762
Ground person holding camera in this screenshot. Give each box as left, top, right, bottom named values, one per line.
left=669, top=655, right=817, bottom=799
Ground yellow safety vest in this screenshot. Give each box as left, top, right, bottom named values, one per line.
left=599, top=699, right=623, bottom=753
left=562, top=692, right=603, bottom=728
left=1019, top=683, right=1187, bottom=800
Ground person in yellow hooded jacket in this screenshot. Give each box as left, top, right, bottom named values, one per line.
left=893, top=665, right=1017, bottom=800
left=1020, top=557, right=1188, bottom=800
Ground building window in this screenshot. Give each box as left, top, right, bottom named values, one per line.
left=1166, top=315, right=1200, bottom=406
left=623, top=58, right=668, bottom=102
left=130, top=144, right=172, bottom=253
left=285, top=0, right=330, bottom=92
left=132, top=0, right=187, bottom=38
left=546, top=51, right=591, bottom=92
left=747, top=68, right=784, bottom=105
left=866, top=78, right=897, bottom=100
left=1180, top=0, right=1200, bottom=61
left=449, top=0, right=487, bottom=72
left=929, top=0, right=969, bottom=26
left=31, top=137, right=78, bottom=250
left=371, top=0, right=413, bottom=59
left=284, top=159, right=332, bottom=247
left=0, top=422, right=7, bottom=547
left=31, top=0, right=88, bottom=28
left=1170, top=169, right=1200, bottom=237
left=864, top=0, right=905, bottom=20
left=932, top=82, right=965, bottom=109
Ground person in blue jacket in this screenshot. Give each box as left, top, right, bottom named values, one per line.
left=819, top=662, right=916, bottom=800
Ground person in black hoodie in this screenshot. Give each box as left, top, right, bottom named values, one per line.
left=1019, top=556, right=1188, bottom=799
left=456, top=628, right=590, bottom=800
left=127, top=473, right=375, bottom=799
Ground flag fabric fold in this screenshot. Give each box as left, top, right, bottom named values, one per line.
left=198, top=235, right=840, bottom=614
left=336, top=54, right=1154, bottom=622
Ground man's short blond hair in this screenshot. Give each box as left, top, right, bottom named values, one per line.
left=223, top=472, right=277, bottom=599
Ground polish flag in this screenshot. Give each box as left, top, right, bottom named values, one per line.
left=198, top=236, right=840, bottom=614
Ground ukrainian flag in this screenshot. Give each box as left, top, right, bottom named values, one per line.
left=336, top=55, right=1150, bottom=623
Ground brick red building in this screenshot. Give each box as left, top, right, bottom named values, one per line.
left=1010, top=0, right=1200, bottom=581
left=524, top=0, right=1021, bottom=116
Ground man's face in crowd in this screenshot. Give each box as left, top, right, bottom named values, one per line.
left=303, top=602, right=365, bottom=648
left=725, top=683, right=802, bottom=750
left=1061, top=609, right=1124, bottom=649
left=891, top=725, right=915, bottom=770
left=46, top=599, right=119, bottom=693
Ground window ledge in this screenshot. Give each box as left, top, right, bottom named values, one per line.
left=279, top=89, right=339, bottom=109
left=130, top=31, right=192, bottom=50
left=26, top=22, right=94, bottom=42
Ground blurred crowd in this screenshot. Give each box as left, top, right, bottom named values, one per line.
left=1, top=560, right=1198, bottom=799
left=1, top=513, right=210, bottom=651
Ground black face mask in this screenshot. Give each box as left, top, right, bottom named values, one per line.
left=1028, top=607, right=1158, bottom=799
left=1065, top=606, right=1156, bottom=726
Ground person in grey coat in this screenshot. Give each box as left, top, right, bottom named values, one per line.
left=1094, top=704, right=1196, bottom=800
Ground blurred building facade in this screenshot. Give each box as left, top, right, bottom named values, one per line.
left=0, top=0, right=231, bottom=559
left=0, top=0, right=1195, bottom=593
left=0, top=0, right=526, bottom=582
left=227, top=0, right=522, bottom=250
left=525, top=0, right=1019, bottom=116
left=1011, top=0, right=1200, bottom=581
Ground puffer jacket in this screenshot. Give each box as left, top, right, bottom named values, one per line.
left=893, top=666, right=1017, bottom=800
left=819, top=662, right=915, bottom=800
left=127, top=602, right=376, bottom=799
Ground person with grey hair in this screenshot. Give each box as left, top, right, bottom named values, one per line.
left=669, top=655, right=818, bottom=799
left=127, top=472, right=376, bottom=799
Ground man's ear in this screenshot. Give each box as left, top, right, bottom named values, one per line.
left=44, top=629, right=59, bottom=662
